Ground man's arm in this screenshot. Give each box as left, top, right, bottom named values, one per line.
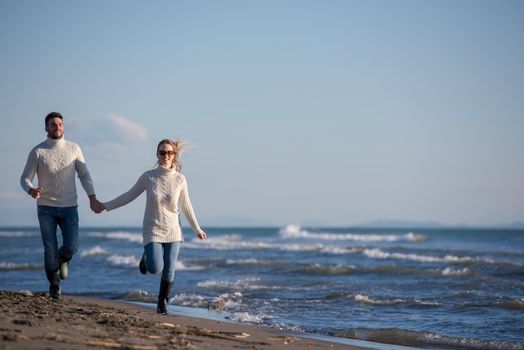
left=74, top=145, right=102, bottom=212
left=20, top=149, right=38, bottom=196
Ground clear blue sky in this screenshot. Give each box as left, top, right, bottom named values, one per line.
left=1, top=0, right=523, bottom=227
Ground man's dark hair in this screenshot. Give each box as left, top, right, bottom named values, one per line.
left=45, top=112, right=63, bottom=126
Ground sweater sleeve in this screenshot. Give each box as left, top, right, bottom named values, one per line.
left=104, top=173, right=146, bottom=211
left=179, top=176, right=203, bottom=234
left=74, top=145, right=96, bottom=196
left=20, top=149, right=38, bottom=193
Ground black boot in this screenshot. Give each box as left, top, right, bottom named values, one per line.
left=139, top=252, right=147, bottom=275
left=47, top=271, right=61, bottom=300
left=157, top=279, right=172, bottom=314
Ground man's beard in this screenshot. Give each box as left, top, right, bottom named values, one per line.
left=48, top=132, right=63, bottom=140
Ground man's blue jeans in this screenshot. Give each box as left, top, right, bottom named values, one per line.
left=37, top=205, right=79, bottom=278
left=144, top=242, right=181, bottom=283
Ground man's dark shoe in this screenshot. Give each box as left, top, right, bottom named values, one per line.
left=139, top=256, right=147, bottom=275
left=49, top=284, right=61, bottom=300
left=47, top=271, right=61, bottom=299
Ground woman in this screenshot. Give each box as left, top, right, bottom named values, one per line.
left=102, top=139, right=206, bottom=313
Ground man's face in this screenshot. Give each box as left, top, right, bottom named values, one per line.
left=45, top=117, right=64, bottom=139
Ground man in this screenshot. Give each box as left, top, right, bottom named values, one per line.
left=20, top=112, right=104, bottom=299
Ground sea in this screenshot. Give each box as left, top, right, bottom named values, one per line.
left=0, top=225, right=523, bottom=350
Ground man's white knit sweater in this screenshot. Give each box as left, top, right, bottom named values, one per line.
left=104, top=166, right=203, bottom=245
left=20, top=137, right=95, bottom=207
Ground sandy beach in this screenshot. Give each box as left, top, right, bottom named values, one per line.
left=0, top=290, right=366, bottom=350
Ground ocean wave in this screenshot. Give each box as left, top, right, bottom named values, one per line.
left=225, top=311, right=271, bottom=324
left=319, top=246, right=360, bottom=254
left=197, top=278, right=282, bottom=292
left=0, top=231, right=39, bottom=237
left=225, top=258, right=261, bottom=265
left=186, top=238, right=273, bottom=251
left=185, top=236, right=323, bottom=252
left=87, top=231, right=142, bottom=243
left=332, top=327, right=524, bottom=350
left=172, top=292, right=244, bottom=311
left=298, top=263, right=356, bottom=276
left=0, top=262, right=41, bottom=271
left=354, top=294, right=405, bottom=306
left=279, top=224, right=426, bottom=242
left=362, top=248, right=477, bottom=263
left=441, top=267, right=471, bottom=276
left=107, top=254, right=140, bottom=266
left=172, top=293, right=209, bottom=308
left=80, top=245, right=109, bottom=257
left=176, top=260, right=206, bottom=271
left=501, top=298, right=524, bottom=311
left=324, top=292, right=441, bottom=307
left=122, top=290, right=155, bottom=302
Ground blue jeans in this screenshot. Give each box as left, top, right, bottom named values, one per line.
left=37, top=205, right=79, bottom=277
left=144, top=242, right=181, bottom=283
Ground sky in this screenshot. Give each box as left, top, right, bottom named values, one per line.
left=0, top=0, right=523, bottom=228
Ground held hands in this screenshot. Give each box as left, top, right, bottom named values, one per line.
left=89, top=195, right=106, bottom=214
left=28, top=187, right=43, bottom=199
left=197, top=231, right=207, bottom=240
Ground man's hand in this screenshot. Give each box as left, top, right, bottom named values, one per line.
left=28, top=187, right=43, bottom=199
left=89, top=195, right=105, bottom=214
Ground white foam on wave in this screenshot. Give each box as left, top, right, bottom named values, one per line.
left=0, top=262, right=41, bottom=270
left=226, top=311, right=270, bottom=324
left=279, top=243, right=324, bottom=252
left=0, top=231, right=38, bottom=237
left=125, top=290, right=150, bottom=298
left=197, top=278, right=280, bottom=291
left=441, top=267, right=471, bottom=276
left=107, top=254, right=140, bottom=266
left=354, top=294, right=405, bottom=305
left=80, top=245, right=109, bottom=257
left=320, top=246, right=360, bottom=255
left=87, top=231, right=142, bottom=243
left=185, top=234, right=272, bottom=250
left=279, top=224, right=426, bottom=242
left=226, top=258, right=260, bottom=265
left=363, top=248, right=476, bottom=263
left=186, top=235, right=321, bottom=253
left=414, top=299, right=442, bottom=307
left=172, top=292, right=244, bottom=311
left=176, top=260, right=205, bottom=271
left=172, top=293, right=209, bottom=308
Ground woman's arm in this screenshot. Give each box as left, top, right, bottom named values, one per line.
left=104, top=173, right=146, bottom=211
left=179, top=176, right=206, bottom=239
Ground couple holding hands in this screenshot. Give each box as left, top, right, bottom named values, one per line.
left=20, top=112, right=206, bottom=314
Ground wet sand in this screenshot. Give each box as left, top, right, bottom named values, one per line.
left=0, top=290, right=366, bottom=350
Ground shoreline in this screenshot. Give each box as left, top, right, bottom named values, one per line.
left=0, top=290, right=371, bottom=350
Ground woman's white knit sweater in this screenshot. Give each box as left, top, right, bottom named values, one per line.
left=104, top=166, right=203, bottom=245
left=20, top=137, right=95, bottom=207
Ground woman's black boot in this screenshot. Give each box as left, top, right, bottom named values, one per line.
left=157, top=279, right=172, bottom=314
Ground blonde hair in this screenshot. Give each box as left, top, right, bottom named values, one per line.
left=156, top=139, right=187, bottom=171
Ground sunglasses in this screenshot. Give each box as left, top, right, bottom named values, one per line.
left=158, top=150, right=175, bottom=157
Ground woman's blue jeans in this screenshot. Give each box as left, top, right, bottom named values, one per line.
left=144, top=241, right=181, bottom=283
left=37, top=205, right=79, bottom=278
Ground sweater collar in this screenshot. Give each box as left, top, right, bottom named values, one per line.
left=157, top=165, right=177, bottom=176
left=46, top=137, right=65, bottom=148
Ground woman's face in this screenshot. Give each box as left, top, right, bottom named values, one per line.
left=157, top=143, right=175, bottom=168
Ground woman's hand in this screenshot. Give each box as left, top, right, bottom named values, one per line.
left=197, top=231, right=207, bottom=240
